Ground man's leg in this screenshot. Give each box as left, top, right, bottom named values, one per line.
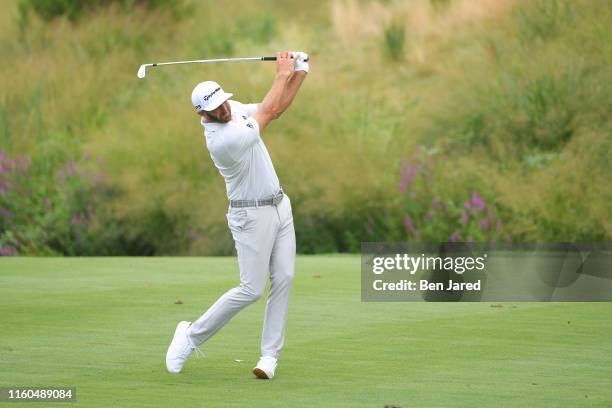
left=188, top=207, right=278, bottom=345
left=260, top=196, right=296, bottom=359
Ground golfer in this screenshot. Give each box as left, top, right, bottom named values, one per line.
left=165, top=51, right=308, bottom=379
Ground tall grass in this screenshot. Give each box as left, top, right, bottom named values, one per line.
left=383, top=22, right=406, bottom=61
left=0, top=0, right=610, bottom=255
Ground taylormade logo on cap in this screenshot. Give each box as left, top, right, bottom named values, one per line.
left=203, top=87, right=221, bottom=101
left=191, top=81, right=233, bottom=112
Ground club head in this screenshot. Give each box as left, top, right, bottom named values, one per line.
left=137, top=64, right=147, bottom=79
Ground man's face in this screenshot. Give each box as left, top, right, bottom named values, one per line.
left=204, top=101, right=231, bottom=123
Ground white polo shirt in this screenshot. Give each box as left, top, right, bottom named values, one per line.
left=201, top=100, right=281, bottom=201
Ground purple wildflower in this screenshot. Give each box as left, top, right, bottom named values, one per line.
left=70, top=212, right=85, bottom=225
left=481, top=207, right=494, bottom=231
left=450, top=231, right=461, bottom=242
left=480, top=218, right=490, bottom=231
left=85, top=207, right=95, bottom=227
left=398, top=157, right=421, bottom=193
left=403, top=215, right=418, bottom=237
left=66, top=160, right=76, bottom=177
left=430, top=197, right=440, bottom=211
left=0, top=245, right=18, bottom=256
left=462, top=210, right=469, bottom=224
left=471, top=192, right=485, bottom=211
left=0, top=152, right=5, bottom=176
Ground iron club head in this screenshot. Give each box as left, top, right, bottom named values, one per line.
left=137, top=64, right=148, bottom=79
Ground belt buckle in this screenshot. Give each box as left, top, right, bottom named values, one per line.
left=272, top=192, right=283, bottom=206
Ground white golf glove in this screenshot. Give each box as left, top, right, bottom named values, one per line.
left=292, top=51, right=309, bottom=74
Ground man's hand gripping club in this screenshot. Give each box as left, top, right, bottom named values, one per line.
left=252, top=51, right=308, bottom=133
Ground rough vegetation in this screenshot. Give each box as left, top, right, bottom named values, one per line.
left=1, top=0, right=610, bottom=255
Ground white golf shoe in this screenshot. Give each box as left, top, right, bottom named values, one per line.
left=252, top=356, right=278, bottom=379
left=165, top=321, right=201, bottom=374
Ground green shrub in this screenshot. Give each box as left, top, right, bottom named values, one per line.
left=383, top=22, right=406, bottom=61
left=0, top=150, right=165, bottom=256
left=288, top=145, right=509, bottom=254
left=397, top=146, right=507, bottom=243
left=0, top=150, right=96, bottom=255
left=430, top=67, right=582, bottom=159
left=18, top=0, right=185, bottom=23
left=509, top=74, right=575, bottom=151
left=516, top=0, right=576, bottom=42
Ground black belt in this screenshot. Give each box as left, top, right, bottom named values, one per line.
left=230, top=189, right=284, bottom=208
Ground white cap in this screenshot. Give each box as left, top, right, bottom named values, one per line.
left=191, top=81, right=233, bottom=112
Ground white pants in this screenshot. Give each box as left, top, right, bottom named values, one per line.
left=188, top=195, right=296, bottom=359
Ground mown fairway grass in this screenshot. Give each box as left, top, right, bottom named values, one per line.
left=1, top=256, right=611, bottom=407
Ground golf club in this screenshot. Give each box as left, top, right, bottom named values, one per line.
left=137, top=55, right=309, bottom=79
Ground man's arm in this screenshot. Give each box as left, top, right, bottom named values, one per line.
left=244, top=57, right=306, bottom=118
left=279, top=71, right=306, bottom=112
left=252, top=51, right=307, bottom=134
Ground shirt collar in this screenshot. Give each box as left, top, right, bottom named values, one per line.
left=201, top=117, right=220, bottom=128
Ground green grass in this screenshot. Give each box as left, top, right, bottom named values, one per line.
left=1, top=256, right=611, bottom=407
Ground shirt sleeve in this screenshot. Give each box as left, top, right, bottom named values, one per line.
left=224, top=117, right=261, bottom=161
left=242, top=103, right=259, bottom=116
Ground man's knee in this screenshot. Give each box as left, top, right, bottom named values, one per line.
left=240, top=284, right=265, bottom=302
left=271, top=267, right=294, bottom=287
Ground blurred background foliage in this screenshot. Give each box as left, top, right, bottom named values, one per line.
left=0, top=0, right=610, bottom=255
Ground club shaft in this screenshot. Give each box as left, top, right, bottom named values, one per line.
left=148, top=55, right=307, bottom=68
left=151, top=57, right=265, bottom=67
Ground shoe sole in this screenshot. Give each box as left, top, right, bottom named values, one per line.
left=252, top=367, right=270, bottom=379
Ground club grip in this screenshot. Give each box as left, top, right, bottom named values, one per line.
left=262, top=55, right=309, bottom=62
